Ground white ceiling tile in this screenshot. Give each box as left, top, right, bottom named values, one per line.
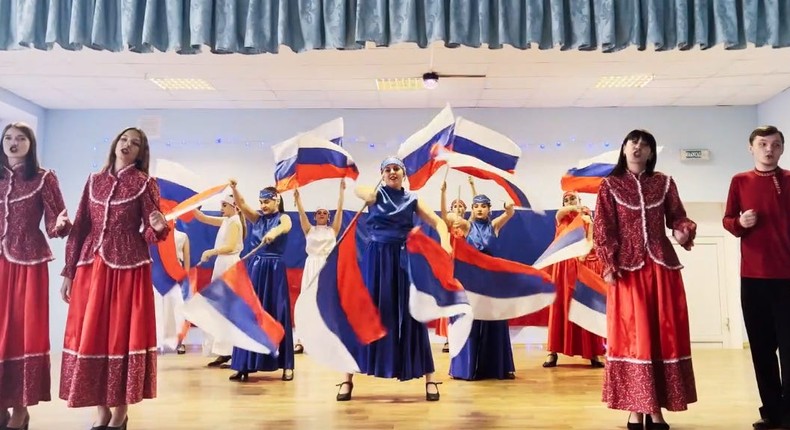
left=283, top=100, right=332, bottom=109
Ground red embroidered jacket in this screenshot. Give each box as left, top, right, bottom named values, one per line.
left=0, top=166, right=70, bottom=265
left=593, top=171, right=696, bottom=278
left=62, top=165, right=169, bottom=279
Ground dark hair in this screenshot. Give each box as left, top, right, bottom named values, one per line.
left=261, top=186, right=285, bottom=213
left=749, top=125, right=784, bottom=145
left=103, top=127, right=150, bottom=174
left=0, top=122, right=41, bottom=180
left=609, top=129, right=658, bottom=177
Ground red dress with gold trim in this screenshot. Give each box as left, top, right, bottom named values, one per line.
left=546, top=213, right=606, bottom=359
left=0, top=166, right=70, bottom=408
left=594, top=171, right=697, bottom=413
left=59, top=165, right=169, bottom=408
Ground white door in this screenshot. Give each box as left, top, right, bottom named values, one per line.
left=673, top=236, right=729, bottom=347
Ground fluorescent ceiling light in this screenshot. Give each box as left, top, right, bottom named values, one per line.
left=595, top=74, right=654, bottom=88
left=375, top=77, right=424, bottom=91
left=149, top=78, right=215, bottom=91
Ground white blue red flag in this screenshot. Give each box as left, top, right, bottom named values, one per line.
left=452, top=237, right=555, bottom=321
left=273, top=118, right=344, bottom=192
left=294, top=213, right=386, bottom=373
left=292, top=134, right=359, bottom=188
left=532, top=215, right=592, bottom=270
left=181, top=260, right=286, bottom=355
left=568, top=263, right=608, bottom=338
left=450, top=117, right=521, bottom=173
left=561, top=146, right=664, bottom=194
left=397, top=104, right=455, bottom=190
left=405, top=227, right=474, bottom=357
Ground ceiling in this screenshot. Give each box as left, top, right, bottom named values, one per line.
left=0, top=42, right=789, bottom=109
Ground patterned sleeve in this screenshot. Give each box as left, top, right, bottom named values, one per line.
left=61, top=176, right=92, bottom=279
left=41, top=171, right=71, bottom=238
left=140, top=178, right=170, bottom=244
left=664, top=176, right=697, bottom=246
left=593, top=179, right=619, bottom=278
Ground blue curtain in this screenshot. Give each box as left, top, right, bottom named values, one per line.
left=1, top=0, right=788, bottom=54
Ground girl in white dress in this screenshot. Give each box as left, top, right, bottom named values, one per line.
left=154, top=228, right=190, bottom=354
left=191, top=195, right=246, bottom=367
left=292, top=180, right=345, bottom=353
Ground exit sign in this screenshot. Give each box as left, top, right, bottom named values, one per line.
left=680, top=149, right=710, bottom=160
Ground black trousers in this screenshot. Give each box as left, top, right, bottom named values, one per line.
left=742, top=277, right=790, bottom=422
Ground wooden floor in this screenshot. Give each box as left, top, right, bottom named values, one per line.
left=31, top=345, right=758, bottom=429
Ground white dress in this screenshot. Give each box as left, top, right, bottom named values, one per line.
left=202, top=216, right=243, bottom=356
left=155, top=229, right=188, bottom=351
left=294, top=225, right=336, bottom=345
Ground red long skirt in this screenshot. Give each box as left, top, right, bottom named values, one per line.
left=546, top=258, right=606, bottom=359
left=603, top=261, right=697, bottom=413
left=60, top=258, right=157, bottom=408
left=0, top=257, right=51, bottom=408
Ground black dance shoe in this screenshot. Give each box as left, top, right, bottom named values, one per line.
left=425, top=382, right=442, bottom=401
left=336, top=381, right=353, bottom=401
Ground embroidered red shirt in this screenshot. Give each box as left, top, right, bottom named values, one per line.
left=593, top=171, right=696, bottom=278
left=62, top=165, right=169, bottom=279
left=0, top=166, right=70, bottom=265
left=722, top=169, right=790, bottom=279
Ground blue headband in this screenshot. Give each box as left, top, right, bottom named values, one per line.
left=473, top=194, right=491, bottom=206
left=259, top=189, right=278, bottom=200
left=380, top=157, right=405, bottom=172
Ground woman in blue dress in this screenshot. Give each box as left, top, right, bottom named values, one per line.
left=228, top=181, right=294, bottom=382
left=336, top=157, right=452, bottom=402
left=448, top=194, right=516, bottom=380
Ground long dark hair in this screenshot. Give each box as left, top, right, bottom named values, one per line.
left=0, top=122, right=41, bottom=180
left=103, top=127, right=151, bottom=174
left=609, top=129, right=658, bottom=177
left=261, top=186, right=285, bottom=213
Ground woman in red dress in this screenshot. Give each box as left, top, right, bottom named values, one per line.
left=543, top=191, right=605, bottom=368
left=594, top=129, right=697, bottom=430
left=59, top=127, right=169, bottom=430
left=0, top=123, right=70, bottom=430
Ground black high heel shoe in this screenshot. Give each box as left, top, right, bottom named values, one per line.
left=5, top=412, right=29, bottom=430
left=626, top=413, right=644, bottom=430
left=207, top=355, right=231, bottom=367
left=442, top=342, right=449, bottom=353
left=229, top=371, right=249, bottom=382
left=294, top=343, right=304, bottom=354
left=542, top=353, right=558, bottom=368
left=425, top=382, right=442, bottom=401
left=590, top=358, right=605, bottom=368
left=282, top=369, right=294, bottom=381
left=106, top=416, right=128, bottom=430
left=176, top=344, right=186, bottom=355
left=336, top=381, right=353, bottom=401
left=645, top=415, right=670, bottom=430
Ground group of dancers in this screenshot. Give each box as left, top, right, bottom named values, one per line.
left=0, top=121, right=786, bottom=430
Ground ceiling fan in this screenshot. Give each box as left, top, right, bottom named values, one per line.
left=377, top=46, right=487, bottom=91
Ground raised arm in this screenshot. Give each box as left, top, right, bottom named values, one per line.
left=722, top=177, right=747, bottom=237
left=664, top=177, right=696, bottom=250
left=293, top=188, right=312, bottom=235
left=440, top=181, right=449, bottom=224
left=182, top=235, right=191, bottom=270
left=416, top=199, right=452, bottom=254
left=492, top=201, right=515, bottom=236
left=230, top=179, right=260, bottom=222
left=41, top=171, right=72, bottom=238
left=593, top=179, right=620, bottom=282
left=467, top=177, right=477, bottom=221
left=555, top=205, right=580, bottom=221
left=331, top=179, right=346, bottom=236
left=192, top=209, right=224, bottom=227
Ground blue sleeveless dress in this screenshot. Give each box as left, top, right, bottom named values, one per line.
left=231, top=211, right=294, bottom=373
left=449, top=219, right=516, bottom=380
left=358, top=186, right=435, bottom=381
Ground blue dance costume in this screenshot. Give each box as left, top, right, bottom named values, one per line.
left=358, top=185, right=435, bottom=381
left=449, top=218, right=516, bottom=380
left=231, top=211, right=294, bottom=373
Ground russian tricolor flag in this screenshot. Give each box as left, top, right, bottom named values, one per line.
left=181, top=260, right=286, bottom=355
left=451, top=117, right=521, bottom=173
left=273, top=118, right=344, bottom=192
left=294, top=213, right=386, bottom=373
left=568, top=263, right=608, bottom=338
left=452, top=237, right=556, bottom=321
left=397, top=104, right=455, bottom=190
left=561, top=146, right=664, bottom=194
left=405, top=227, right=473, bottom=357
left=293, top=134, right=359, bottom=188
left=532, top=215, right=592, bottom=270
left=433, top=146, right=539, bottom=212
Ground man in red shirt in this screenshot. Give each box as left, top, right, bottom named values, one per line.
left=723, top=125, right=790, bottom=430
